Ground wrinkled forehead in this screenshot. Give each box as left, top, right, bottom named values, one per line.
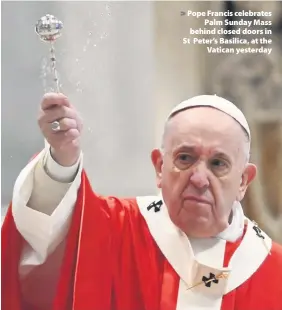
left=164, top=107, right=248, bottom=153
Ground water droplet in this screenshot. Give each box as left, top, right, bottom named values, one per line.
left=100, top=32, right=108, bottom=39
left=76, top=81, right=83, bottom=93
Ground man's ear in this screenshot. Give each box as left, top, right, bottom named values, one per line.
left=237, top=163, right=257, bottom=201
left=151, top=149, right=163, bottom=188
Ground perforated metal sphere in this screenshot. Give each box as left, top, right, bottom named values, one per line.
left=35, top=14, right=63, bottom=42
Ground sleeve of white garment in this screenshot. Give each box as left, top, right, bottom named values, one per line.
left=11, top=146, right=83, bottom=277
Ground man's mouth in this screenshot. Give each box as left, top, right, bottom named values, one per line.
left=183, top=195, right=211, bottom=205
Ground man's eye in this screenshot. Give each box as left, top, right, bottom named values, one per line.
left=210, top=159, right=228, bottom=170
left=174, top=153, right=194, bottom=170
left=178, top=154, right=194, bottom=162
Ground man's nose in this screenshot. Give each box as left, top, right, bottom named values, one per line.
left=189, top=165, right=210, bottom=189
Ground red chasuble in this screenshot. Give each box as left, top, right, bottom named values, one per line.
left=2, top=171, right=282, bottom=310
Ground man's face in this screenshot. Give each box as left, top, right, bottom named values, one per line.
left=151, top=107, right=256, bottom=238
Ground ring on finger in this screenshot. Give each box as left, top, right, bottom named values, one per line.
left=51, top=120, right=61, bottom=132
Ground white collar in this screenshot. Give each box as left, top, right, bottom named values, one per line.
left=136, top=195, right=271, bottom=297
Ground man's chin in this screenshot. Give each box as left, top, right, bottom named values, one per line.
left=186, top=225, right=217, bottom=238
left=179, top=217, right=218, bottom=238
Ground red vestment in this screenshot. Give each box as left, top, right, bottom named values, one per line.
left=2, top=171, right=282, bottom=310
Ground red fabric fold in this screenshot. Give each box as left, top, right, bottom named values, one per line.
left=1, top=205, right=23, bottom=310
left=1, top=171, right=115, bottom=310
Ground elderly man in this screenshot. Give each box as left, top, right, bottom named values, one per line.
left=2, top=94, right=282, bottom=310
